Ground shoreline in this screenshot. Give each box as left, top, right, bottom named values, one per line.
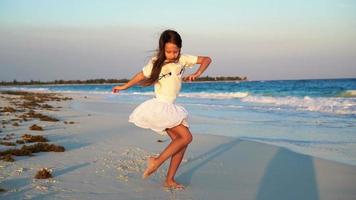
left=1, top=77, right=356, bottom=87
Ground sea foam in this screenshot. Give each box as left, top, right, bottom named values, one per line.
left=241, top=95, right=356, bottom=115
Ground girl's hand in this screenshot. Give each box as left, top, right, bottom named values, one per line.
left=112, top=85, right=127, bottom=93
left=183, top=73, right=200, bottom=82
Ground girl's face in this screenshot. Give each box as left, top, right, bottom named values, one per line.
left=164, top=42, right=180, bottom=62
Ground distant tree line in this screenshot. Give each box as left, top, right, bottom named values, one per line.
left=0, top=79, right=129, bottom=86
left=195, top=76, right=247, bottom=82
left=0, top=76, right=247, bottom=86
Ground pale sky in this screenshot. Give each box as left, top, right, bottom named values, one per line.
left=0, top=0, right=355, bottom=81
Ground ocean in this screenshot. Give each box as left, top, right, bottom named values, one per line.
left=1, top=78, right=356, bottom=166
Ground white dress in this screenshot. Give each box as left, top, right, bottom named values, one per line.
left=129, top=54, right=198, bottom=135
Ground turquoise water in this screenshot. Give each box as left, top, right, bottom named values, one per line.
left=1, top=78, right=356, bottom=165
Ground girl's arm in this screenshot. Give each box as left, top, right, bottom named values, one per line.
left=112, top=71, right=146, bottom=93
left=184, top=56, right=212, bottom=82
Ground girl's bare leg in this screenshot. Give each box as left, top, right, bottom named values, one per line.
left=142, top=124, right=192, bottom=180
left=164, top=129, right=188, bottom=188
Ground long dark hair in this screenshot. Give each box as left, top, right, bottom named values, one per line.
left=141, top=29, right=182, bottom=86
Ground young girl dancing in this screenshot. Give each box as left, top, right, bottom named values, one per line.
left=112, top=29, right=212, bottom=189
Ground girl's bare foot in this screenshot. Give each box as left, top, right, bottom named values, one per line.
left=142, top=157, right=158, bottom=179
left=164, top=180, right=185, bottom=190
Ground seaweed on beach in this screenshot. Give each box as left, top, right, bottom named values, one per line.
left=1, top=106, right=17, bottom=113
left=0, top=141, right=16, bottom=146
left=1, top=91, right=63, bottom=123
left=21, top=134, right=49, bottom=143
left=0, top=142, right=65, bottom=161
left=16, top=140, right=25, bottom=144
left=0, top=147, right=31, bottom=157
left=0, top=90, right=72, bottom=111
left=0, top=91, right=68, bottom=162
left=34, top=168, right=53, bottom=179
left=0, top=91, right=30, bottom=96
left=41, top=104, right=54, bottom=109
left=1, top=154, right=14, bottom=162
left=25, top=110, right=59, bottom=122
left=27, top=142, right=64, bottom=153
left=29, top=124, right=43, bottom=131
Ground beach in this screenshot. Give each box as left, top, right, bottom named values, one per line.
left=1, top=91, right=356, bottom=200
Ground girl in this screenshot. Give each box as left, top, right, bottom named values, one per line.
left=112, top=29, right=212, bottom=189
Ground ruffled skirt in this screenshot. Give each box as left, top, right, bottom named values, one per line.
left=128, top=98, right=189, bottom=135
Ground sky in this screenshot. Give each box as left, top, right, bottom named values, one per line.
left=0, top=0, right=355, bottom=81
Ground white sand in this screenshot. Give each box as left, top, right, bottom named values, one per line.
left=1, top=93, right=356, bottom=200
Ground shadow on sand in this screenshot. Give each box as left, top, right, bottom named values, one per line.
left=175, top=138, right=320, bottom=200
left=177, top=138, right=241, bottom=185
left=54, top=162, right=91, bottom=177
left=256, top=148, right=319, bottom=200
